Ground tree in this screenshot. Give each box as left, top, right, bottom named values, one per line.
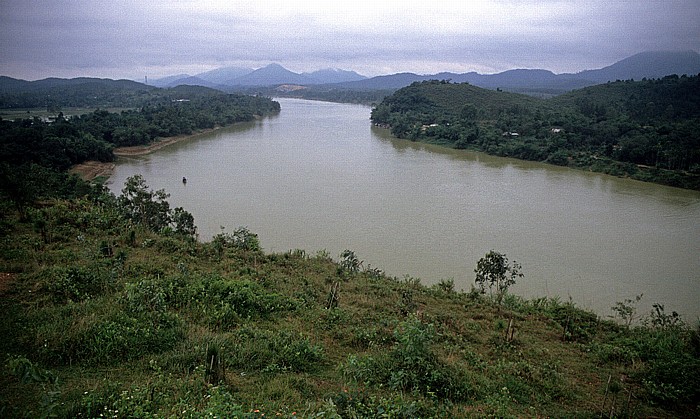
left=171, top=207, right=197, bottom=237
left=118, top=175, right=172, bottom=231
left=474, top=250, right=523, bottom=304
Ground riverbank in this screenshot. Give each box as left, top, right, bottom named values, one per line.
left=69, top=160, right=116, bottom=181
left=113, top=127, right=222, bottom=157
left=70, top=127, right=225, bottom=181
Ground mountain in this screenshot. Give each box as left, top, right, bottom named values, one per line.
left=151, top=65, right=366, bottom=88
left=0, top=76, right=32, bottom=93
left=338, top=50, right=700, bottom=93
left=303, top=68, right=366, bottom=84
left=572, top=50, right=700, bottom=83
left=0, top=76, right=151, bottom=94
left=160, top=76, right=223, bottom=89
left=0, top=76, right=230, bottom=108
left=150, top=74, right=191, bottom=88
left=338, top=72, right=432, bottom=90
left=194, top=66, right=253, bottom=84
left=226, top=63, right=314, bottom=86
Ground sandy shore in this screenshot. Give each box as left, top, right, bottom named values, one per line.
left=70, top=127, right=222, bottom=181
left=69, top=160, right=117, bottom=181
left=113, top=127, right=219, bottom=156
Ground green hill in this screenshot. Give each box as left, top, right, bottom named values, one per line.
left=0, top=76, right=227, bottom=109
left=0, top=176, right=698, bottom=417
left=371, top=77, right=700, bottom=190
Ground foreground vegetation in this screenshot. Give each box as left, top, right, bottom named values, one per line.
left=371, top=75, right=700, bottom=190
left=1, top=176, right=698, bottom=418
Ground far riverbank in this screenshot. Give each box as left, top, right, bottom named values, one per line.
left=70, top=126, right=227, bottom=181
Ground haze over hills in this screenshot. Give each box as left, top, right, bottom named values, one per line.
left=2, top=50, right=699, bottom=100
left=145, top=50, right=700, bottom=95
left=150, top=64, right=368, bottom=88
left=337, top=50, right=700, bottom=93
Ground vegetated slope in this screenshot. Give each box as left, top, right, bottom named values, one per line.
left=0, top=77, right=228, bottom=109
left=0, top=178, right=698, bottom=418
left=371, top=76, right=700, bottom=190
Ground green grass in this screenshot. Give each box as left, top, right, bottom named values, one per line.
left=1, top=191, right=698, bottom=418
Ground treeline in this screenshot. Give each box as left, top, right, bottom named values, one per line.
left=0, top=92, right=280, bottom=207
left=371, top=75, right=700, bottom=189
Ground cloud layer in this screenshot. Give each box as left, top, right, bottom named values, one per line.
left=1, top=0, right=699, bottom=80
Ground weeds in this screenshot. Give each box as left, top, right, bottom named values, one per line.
left=1, top=180, right=697, bottom=417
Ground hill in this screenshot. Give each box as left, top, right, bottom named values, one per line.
left=339, top=50, right=700, bottom=94
left=303, top=68, right=367, bottom=84
left=0, top=177, right=698, bottom=417
left=195, top=66, right=255, bottom=84
left=573, top=50, right=700, bottom=84
left=141, top=51, right=700, bottom=102
left=0, top=76, right=230, bottom=109
left=227, top=63, right=315, bottom=86
left=371, top=76, right=700, bottom=190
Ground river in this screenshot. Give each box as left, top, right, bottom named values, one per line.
left=108, top=98, right=700, bottom=320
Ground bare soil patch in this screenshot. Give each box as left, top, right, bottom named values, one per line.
left=113, top=128, right=219, bottom=157
left=69, top=161, right=116, bottom=181
left=70, top=160, right=115, bottom=180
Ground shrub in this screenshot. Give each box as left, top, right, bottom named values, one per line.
left=474, top=250, right=523, bottom=305
left=548, top=300, right=599, bottom=343
left=44, top=265, right=111, bottom=302
left=228, top=327, right=324, bottom=373
left=342, top=316, right=473, bottom=401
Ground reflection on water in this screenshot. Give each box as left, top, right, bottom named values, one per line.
left=109, top=98, right=700, bottom=320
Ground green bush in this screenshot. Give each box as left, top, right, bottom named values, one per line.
left=342, top=316, right=474, bottom=401
left=228, top=327, right=324, bottom=373
left=44, top=265, right=111, bottom=302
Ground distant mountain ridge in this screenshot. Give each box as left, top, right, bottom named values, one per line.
left=151, top=64, right=368, bottom=88
left=4, top=50, right=699, bottom=96
left=571, top=50, right=700, bottom=84
left=338, top=51, right=700, bottom=93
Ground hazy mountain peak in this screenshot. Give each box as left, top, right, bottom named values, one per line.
left=149, top=73, right=191, bottom=87
left=574, top=50, right=700, bottom=82
left=194, top=66, right=253, bottom=84
left=304, top=68, right=367, bottom=84
left=227, top=63, right=313, bottom=86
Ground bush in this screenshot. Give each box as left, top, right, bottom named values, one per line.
left=228, top=327, right=324, bottom=373
left=342, top=316, right=473, bottom=401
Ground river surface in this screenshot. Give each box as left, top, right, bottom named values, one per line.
left=109, top=98, right=700, bottom=320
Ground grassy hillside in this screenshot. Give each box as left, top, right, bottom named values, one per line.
left=371, top=77, right=700, bottom=190
left=1, top=179, right=698, bottom=418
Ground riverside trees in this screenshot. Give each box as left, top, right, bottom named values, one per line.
left=371, top=76, right=700, bottom=189
left=474, top=250, right=523, bottom=305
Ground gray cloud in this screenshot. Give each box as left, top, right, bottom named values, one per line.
left=1, top=0, right=698, bottom=80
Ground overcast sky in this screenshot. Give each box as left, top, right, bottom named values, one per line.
left=1, top=0, right=699, bottom=81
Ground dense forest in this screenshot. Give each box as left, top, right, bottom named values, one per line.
left=0, top=88, right=280, bottom=209
left=371, top=75, right=700, bottom=189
